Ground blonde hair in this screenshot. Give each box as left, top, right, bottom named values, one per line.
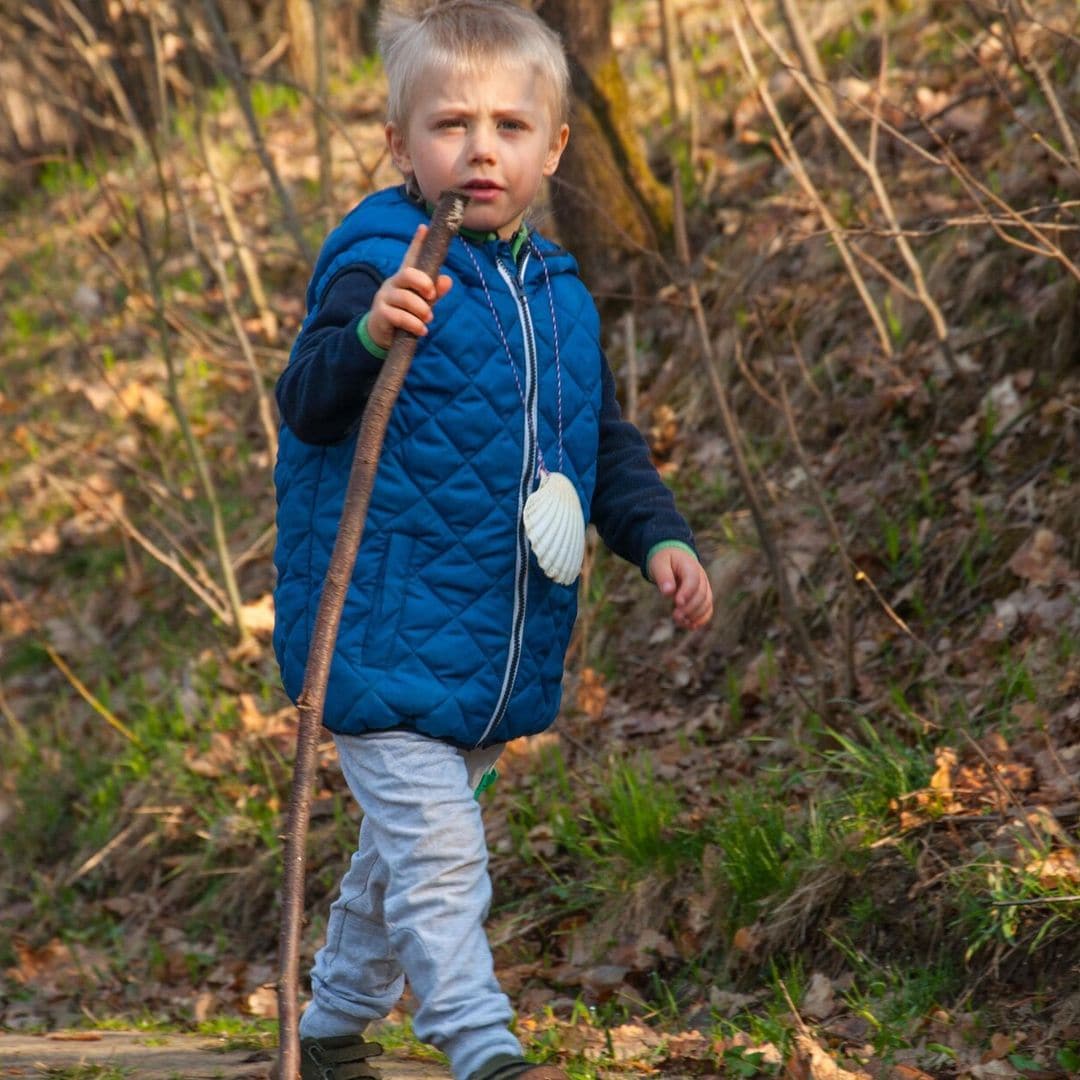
left=378, top=0, right=570, bottom=132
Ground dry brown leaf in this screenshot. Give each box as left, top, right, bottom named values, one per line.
left=0, top=601, right=33, bottom=635
left=790, top=1032, right=871, bottom=1080
left=665, top=1029, right=712, bottom=1061
left=579, top=964, right=629, bottom=1000
left=888, top=1066, right=937, bottom=1080
left=648, top=403, right=679, bottom=458
left=238, top=593, right=275, bottom=638
left=193, top=990, right=216, bottom=1022
left=526, top=824, right=557, bottom=859
left=183, top=731, right=235, bottom=778
left=931, top=747, right=957, bottom=795
left=708, top=987, right=761, bottom=1016
left=987, top=1031, right=1014, bottom=1060
left=801, top=972, right=837, bottom=1021
left=613, top=928, right=676, bottom=972
left=1008, top=528, right=1073, bottom=586
left=575, top=666, right=607, bottom=721
left=117, top=381, right=177, bottom=432
left=963, top=1061, right=1021, bottom=1079
left=731, top=925, right=760, bottom=954
left=237, top=693, right=293, bottom=738
left=1024, top=848, right=1080, bottom=888
left=245, top=984, right=278, bottom=1018
left=599, top=1023, right=662, bottom=1062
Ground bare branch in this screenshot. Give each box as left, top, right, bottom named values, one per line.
left=742, top=0, right=957, bottom=374
left=731, top=13, right=895, bottom=357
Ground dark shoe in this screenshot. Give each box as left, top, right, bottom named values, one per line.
left=272, top=1034, right=384, bottom=1080
left=468, top=1054, right=568, bottom=1080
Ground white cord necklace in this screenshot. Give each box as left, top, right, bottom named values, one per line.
left=461, top=238, right=586, bottom=586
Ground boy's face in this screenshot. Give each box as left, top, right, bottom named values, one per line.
left=387, top=65, right=569, bottom=239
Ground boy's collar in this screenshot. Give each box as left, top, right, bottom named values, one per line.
left=459, top=221, right=530, bottom=261
left=421, top=195, right=530, bottom=260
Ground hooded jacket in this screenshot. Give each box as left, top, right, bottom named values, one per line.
left=274, top=186, right=692, bottom=748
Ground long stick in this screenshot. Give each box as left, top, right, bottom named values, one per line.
left=276, top=190, right=470, bottom=1080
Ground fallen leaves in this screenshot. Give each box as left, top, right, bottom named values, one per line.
left=787, top=1032, right=871, bottom=1080
left=1008, top=528, right=1075, bottom=588
left=800, top=971, right=838, bottom=1022
left=575, top=666, right=607, bottom=721
left=891, top=724, right=1078, bottom=829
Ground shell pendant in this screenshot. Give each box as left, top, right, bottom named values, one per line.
left=522, top=470, right=586, bottom=586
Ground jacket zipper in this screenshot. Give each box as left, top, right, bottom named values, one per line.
left=476, top=250, right=537, bottom=747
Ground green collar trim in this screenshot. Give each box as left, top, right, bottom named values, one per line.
left=459, top=222, right=529, bottom=260
left=424, top=199, right=529, bottom=260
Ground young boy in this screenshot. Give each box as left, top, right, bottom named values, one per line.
left=272, top=2, right=713, bottom=1078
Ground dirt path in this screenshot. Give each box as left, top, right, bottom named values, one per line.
left=0, top=1030, right=449, bottom=1078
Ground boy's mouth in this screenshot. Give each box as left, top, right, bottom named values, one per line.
left=462, top=179, right=503, bottom=198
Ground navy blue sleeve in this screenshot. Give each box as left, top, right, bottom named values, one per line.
left=589, top=354, right=697, bottom=576
left=275, top=265, right=386, bottom=445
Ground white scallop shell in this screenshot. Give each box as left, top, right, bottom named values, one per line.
left=523, top=471, right=585, bottom=586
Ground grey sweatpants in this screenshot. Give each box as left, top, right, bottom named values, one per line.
left=298, top=731, right=520, bottom=1079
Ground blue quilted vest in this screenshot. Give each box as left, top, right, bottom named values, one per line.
left=273, top=187, right=602, bottom=748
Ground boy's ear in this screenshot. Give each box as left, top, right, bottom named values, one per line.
left=386, top=122, right=411, bottom=173
left=543, top=123, right=570, bottom=176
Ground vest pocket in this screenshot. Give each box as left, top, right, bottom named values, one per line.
left=362, top=531, right=415, bottom=667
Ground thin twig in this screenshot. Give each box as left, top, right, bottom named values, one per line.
left=827, top=72, right=1080, bottom=282
left=0, top=574, right=141, bottom=747
left=196, top=114, right=280, bottom=342
left=66, top=822, right=140, bottom=885
left=777, top=0, right=831, bottom=107
left=742, top=1, right=957, bottom=374
left=982, top=2, right=1080, bottom=176
left=0, top=679, right=31, bottom=744
left=763, top=325, right=857, bottom=700
left=730, top=13, right=895, bottom=358
left=675, top=247, right=825, bottom=718
left=992, top=895, right=1080, bottom=907
left=658, top=0, right=690, bottom=129
left=45, top=0, right=150, bottom=158
left=312, top=0, right=334, bottom=226
left=42, top=470, right=231, bottom=625
left=931, top=136, right=1080, bottom=283
left=197, top=0, right=312, bottom=263
left=133, top=186, right=250, bottom=642
left=203, top=225, right=280, bottom=461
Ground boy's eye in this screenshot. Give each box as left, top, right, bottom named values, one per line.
left=436, top=117, right=466, bottom=129
left=499, top=119, right=527, bottom=131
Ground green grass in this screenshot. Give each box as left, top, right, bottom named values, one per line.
left=369, top=1015, right=447, bottom=1062
left=819, top=716, right=930, bottom=822
left=196, top=1016, right=277, bottom=1051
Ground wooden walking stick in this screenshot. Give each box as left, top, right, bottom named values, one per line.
left=276, top=190, right=470, bottom=1080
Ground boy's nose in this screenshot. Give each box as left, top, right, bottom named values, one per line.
left=468, top=127, right=497, bottom=164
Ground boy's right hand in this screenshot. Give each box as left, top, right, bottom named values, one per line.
left=366, top=224, right=453, bottom=350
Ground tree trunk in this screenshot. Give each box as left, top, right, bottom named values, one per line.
left=538, top=0, right=672, bottom=294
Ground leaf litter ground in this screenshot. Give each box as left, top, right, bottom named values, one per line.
left=3, top=3, right=1080, bottom=1079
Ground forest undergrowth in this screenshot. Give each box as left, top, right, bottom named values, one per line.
left=2, top=2, right=1080, bottom=1078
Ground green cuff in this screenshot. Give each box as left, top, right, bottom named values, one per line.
left=645, top=540, right=698, bottom=580
left=357, top=313, right=389, bottom=359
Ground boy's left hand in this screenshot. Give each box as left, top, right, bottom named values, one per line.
left=649, top=547, right=714, bottom=630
